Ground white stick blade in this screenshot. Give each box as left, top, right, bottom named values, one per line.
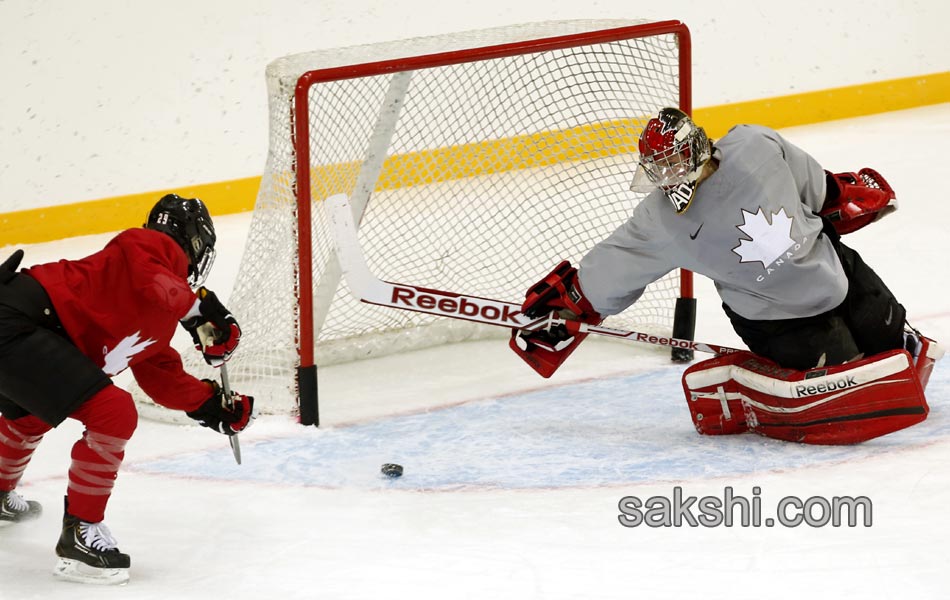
left=325, top=194, right=393, bottom=303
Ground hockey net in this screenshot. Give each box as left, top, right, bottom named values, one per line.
left=176, top=20, right=693, bottom=423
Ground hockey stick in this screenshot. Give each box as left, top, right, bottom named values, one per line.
left=325, top=194, right=742, bottom=356
left=202, top=330, right=242, bottom=464
left=220, top=362, right=242, bottom=465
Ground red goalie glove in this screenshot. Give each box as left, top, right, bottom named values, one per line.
left=819, top=168, right=897, bottom=235
left=510, top=261, right=602, bottom=378
left=519, top=261, right=601, bottom=322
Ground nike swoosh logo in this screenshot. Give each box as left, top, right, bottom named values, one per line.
left=690, top=223, right=704, bottom=240
left=885, top=306, right=893, bottom=326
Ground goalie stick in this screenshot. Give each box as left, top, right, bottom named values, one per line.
left=325, top=194, right=742, bottom=356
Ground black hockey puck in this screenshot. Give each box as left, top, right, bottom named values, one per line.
left=381, top=463, right=403, bottom=478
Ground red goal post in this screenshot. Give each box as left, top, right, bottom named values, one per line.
left=221, top=20, right=695, bottom=426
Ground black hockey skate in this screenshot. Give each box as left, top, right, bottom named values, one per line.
left=0, top=489, right=42, bottom=524
left=53, top=499, right=130, bottom=585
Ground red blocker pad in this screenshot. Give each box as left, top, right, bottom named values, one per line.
left=682, top=347, right=935, bottom=445
left=508, top=330, right=589, bottom=378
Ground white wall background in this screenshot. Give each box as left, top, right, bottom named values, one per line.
left=1, top=0, right=947, bottom=212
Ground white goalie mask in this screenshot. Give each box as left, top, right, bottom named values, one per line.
left=630, top=108, right=712, bottom=214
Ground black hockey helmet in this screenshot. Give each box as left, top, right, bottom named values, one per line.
left=144, top=194, right=217, bottom=288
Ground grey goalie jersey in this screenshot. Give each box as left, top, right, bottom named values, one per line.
left=578, top=124, right=847, bottom=321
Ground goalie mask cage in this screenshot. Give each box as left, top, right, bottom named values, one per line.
left=215, top=19, right=695, bottom=425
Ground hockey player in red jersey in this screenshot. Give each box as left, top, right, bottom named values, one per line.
left=0, top=194, right=255, bottom=584
left=513, top=108, right=941, bottom=444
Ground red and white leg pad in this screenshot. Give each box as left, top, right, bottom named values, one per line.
left=681, top=341, right=941, bottom=445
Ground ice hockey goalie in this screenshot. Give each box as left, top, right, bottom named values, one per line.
left=682, top=337, right=943, bottom=444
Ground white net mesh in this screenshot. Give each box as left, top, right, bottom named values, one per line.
left=176, top=20, right=688, bottom=418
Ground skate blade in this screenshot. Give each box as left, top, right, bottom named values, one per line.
left=52, top=558, right=129, bottom=586
left=0, top=516, right=38, bottom=528
left=0, top=510, right=42, bottom=526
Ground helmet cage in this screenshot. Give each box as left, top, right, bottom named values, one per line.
left=187, top=231, right=216, bottom=289
left=630, top=108, right=711, bottom=213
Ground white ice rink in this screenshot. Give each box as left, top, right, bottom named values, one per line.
left=3, top=104, right=950, bottom=599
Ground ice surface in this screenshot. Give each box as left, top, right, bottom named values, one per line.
left=2, top=105, right=949, bottom=599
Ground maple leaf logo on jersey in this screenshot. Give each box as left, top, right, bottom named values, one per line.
left=732, top=207, right=796, bottom=268
left=103, top=332, right=156, bottom=376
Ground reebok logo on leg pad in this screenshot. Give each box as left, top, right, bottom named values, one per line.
left=682, top=349, right=930, bottom=444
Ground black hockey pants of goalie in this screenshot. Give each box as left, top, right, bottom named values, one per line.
left=723, top=232, right=907, bottom=371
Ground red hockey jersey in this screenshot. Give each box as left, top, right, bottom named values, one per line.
left=26, top=228, right=211, bottom=411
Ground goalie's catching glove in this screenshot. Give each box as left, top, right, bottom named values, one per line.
left=186, top=380, right=256, bottom=436
left=180, top=287, right=242, bottom=366
left=819, top=168, right=897, bottom=235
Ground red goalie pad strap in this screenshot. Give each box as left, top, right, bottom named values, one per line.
left=914, top=336, right=943, bottom=391
left=682, top=349, right=929, bottom=445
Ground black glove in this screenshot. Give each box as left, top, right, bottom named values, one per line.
left=186, top=380, right=256, bottom=436
left=180, top=287, right=242, bottom=366
left=0, top=249, right=24, bottom=284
